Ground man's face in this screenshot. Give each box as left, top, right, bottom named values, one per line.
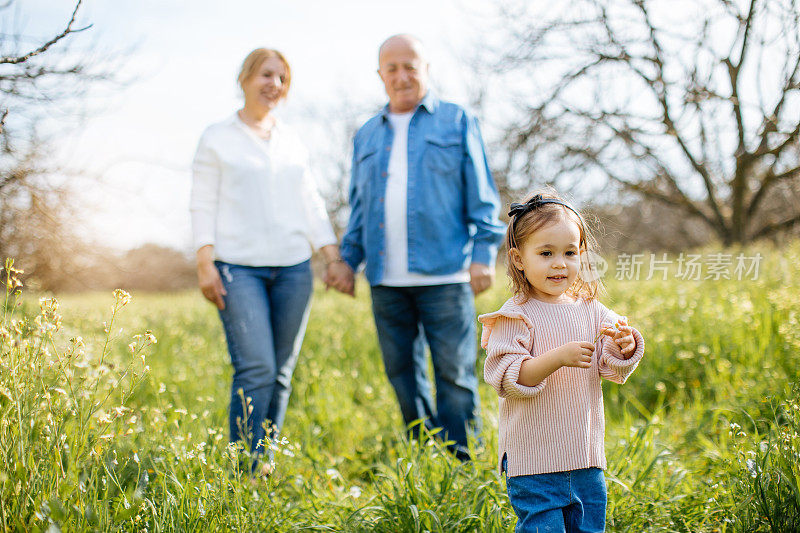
left=378, top=41, right=428, bottom=113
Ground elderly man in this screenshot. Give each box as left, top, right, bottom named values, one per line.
left=327, top=34, right=504, bottom=460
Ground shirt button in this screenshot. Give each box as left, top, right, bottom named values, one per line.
left=385, top=146, right=391, bottom=151
left=379, top=223, right=384, bottom=229
left=379, top=197, right=384, bottom=203
left=379, top=250, right=384, bottom=256
left=381, top=172, right=387, bottom=177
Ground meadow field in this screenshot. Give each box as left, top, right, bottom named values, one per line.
left=2, top=243, right=799, bottom=532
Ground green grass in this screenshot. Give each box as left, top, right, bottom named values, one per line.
left=1, top=242, right=799, bottom=531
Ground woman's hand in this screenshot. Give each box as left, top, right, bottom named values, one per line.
left=197, top=245, right=226, bottom=310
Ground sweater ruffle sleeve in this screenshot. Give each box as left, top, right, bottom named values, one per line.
left=479, top=308, right=545, bottom=399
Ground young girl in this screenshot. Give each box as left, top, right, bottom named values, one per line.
left=479, top=191, right=645, bottom=533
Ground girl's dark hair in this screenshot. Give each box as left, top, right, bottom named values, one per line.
left=505, top=189, right=605, bottom=302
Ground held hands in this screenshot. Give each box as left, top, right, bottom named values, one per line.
left=319, top=245, right=355, bottom=296
left=469, top=263, right=494, bottom=295
left=601, top=317, right=637, bottom=358
left=324, top=260, right=355, bottom=296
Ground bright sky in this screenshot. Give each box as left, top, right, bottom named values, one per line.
left=18, top=0, right=491, bottom=252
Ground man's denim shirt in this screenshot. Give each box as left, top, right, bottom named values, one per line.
left=341, top=92, right=505, bottom=286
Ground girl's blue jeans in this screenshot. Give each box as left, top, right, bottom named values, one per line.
left=215, top=260, right=312, bottom=464
left=503, top=457, right=607, bottom=533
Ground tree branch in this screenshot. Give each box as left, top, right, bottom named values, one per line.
left=0, top=1, right=91, bottom=65
left=579, top=142, right=718, bottom=231
left=614, top=174, right=717, bottom=230
left=724, top=1, right=760, bottom=239
left=767, top=122, right=800, bottom=158
left=737, top=0, right=757, bottom=68
left=754, top=52, right=800, bottom=157
left=750, top=212, right=800, bottom=240
left=489, top=0, right=800, bottom=245
left=772, top=165, right=800, bottom=182
left=631, top=0, right=728, bottom=232
left=747, top=155, right=800, bottom=219
left=724, top=0, right=756, bottom=156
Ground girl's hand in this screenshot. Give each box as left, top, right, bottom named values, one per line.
left=556, top=341, right=595, bottom=368
left=603, top=319, right=636, bottom=358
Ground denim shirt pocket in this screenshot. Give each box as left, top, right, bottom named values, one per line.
left=354, top=146, right=379, bottom=186
left=423, top=134, right=462, bottom=176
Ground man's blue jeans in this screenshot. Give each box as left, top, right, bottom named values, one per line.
left=503, top=457, right=607, bottom=533
left=215, top=260, right=312, bottom=461
left=370, top=283, right=481, bottom=458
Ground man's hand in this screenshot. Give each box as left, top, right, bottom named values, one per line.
left=197, top=245, right=226, bottom=310
left=469, top=263, right=494, bottom=295
left=325, top=261, right=355, bottom=296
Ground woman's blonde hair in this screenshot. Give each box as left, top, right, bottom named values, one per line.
left=237, top=48, right=292, bottom=99
left=505, top=189, right=604, bottom=302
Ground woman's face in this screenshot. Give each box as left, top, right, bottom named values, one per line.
left=242, top=56, right=287, bottom=112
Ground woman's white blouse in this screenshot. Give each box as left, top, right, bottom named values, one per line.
left=191, top=114, right=336, bottom=266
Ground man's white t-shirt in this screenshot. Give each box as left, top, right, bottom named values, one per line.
left=382, top=111, right=470, bottom=287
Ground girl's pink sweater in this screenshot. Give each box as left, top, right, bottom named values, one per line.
left=479, top=297, right=645, bottom=477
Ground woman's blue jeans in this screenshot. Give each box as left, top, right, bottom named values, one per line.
left=369, top=283, right=481, bottom=459
left=215, top=260, right=312, bottom=462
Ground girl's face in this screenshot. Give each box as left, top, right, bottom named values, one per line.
left=511, top=214, right=582, bottom=303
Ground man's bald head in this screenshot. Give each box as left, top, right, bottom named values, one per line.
left=378, top=34, right=427, bottom=66
left=377, top=34, right=429, bottom=113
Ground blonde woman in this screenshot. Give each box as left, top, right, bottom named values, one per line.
left=191, top=48, right=344, bottom=475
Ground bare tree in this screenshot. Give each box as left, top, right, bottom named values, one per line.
left=0, top=0, right=120, bottom=290
left=485, top=0, right=800, bottom=245
left=0, top=0, right=93, bottom=138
